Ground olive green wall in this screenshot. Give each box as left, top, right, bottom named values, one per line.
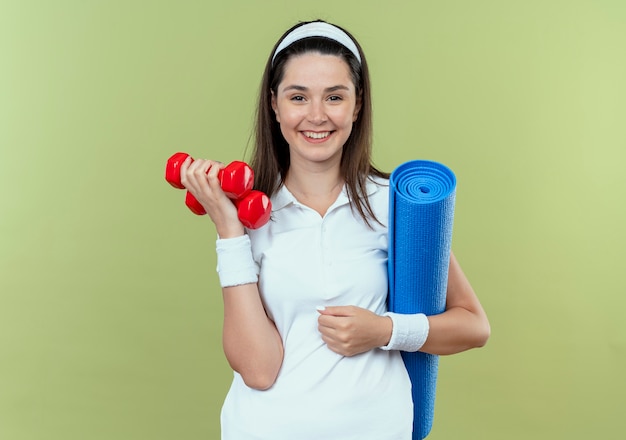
left=1, top=1, right=625, bottom=438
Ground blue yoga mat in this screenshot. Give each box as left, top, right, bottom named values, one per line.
left=388, top=160, right=456, bottom=440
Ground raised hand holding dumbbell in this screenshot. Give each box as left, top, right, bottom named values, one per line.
left=165, top=152, right=271, bottom=229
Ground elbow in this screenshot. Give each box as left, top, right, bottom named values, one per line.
left=228, top=355, right=282, bottom=391
left=240, top=369, right=279, bottom=391
left=474, top=318, right=491, bottom=348
left=224, top=341, right=284, bottom=391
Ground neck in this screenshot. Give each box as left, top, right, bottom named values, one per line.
left=284, top=163, right=344, bottom=216
left=286, top=171, right=343, bottom=197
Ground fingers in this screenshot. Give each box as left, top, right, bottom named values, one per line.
left=316, top=306, right=390, bottom=357
left=318, top=324, right=353, bottom=356
left=181, top=158, right=230, bottom=208
left=316, top=305, right=355, bottom=317
left=181, top=158, right=225, bottom=190
left=317, top=309, right=357, bottom=353
left=317, top=306, right=358, bottom=332
left=178, top=158, right=243, bottom=235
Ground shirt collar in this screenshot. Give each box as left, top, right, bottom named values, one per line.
left=270, top=176, right=382, bottom=212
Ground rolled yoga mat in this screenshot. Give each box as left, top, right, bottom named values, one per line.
left=388, top=160, right=456, bottom=440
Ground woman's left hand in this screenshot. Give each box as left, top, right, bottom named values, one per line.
left=317, top=306, right=392, bottom=357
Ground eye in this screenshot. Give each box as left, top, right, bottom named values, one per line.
left=328, top=95, right=343, bottom=102
left=290, top=95, right=305, bottom=102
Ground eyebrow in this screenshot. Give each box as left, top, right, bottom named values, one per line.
left=282, top=84, right=351, bottom=93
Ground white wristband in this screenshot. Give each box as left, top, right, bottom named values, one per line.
left=380, top=312, right=430, bottom=352
left=215, top=235, right=259, bottom=288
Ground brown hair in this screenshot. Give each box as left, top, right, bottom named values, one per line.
left=250, top=20, right=388, bottom=226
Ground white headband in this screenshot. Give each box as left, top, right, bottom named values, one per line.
left=272, top=22, right=362, bottom=65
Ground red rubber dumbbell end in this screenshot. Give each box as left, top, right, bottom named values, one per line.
left=219, top=161, right=254, bottom=199
left=185, top=191, right=207, bottom=216
left=165, top=152, right=189, bottom=189
left=236, top=190, right=272, bottom=229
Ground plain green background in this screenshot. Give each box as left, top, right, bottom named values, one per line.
left=1, top=0, right=625, bottom=438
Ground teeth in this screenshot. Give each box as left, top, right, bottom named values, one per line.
left=304, top=131, right=330, bottom=139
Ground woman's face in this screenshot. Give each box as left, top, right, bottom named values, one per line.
left=271, top=53, right=361, bottom=170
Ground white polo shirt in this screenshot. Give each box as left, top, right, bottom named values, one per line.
left=220, top=176, right=412, bottom=440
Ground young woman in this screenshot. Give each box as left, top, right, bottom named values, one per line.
left=180, top=20, right=490, bottom=440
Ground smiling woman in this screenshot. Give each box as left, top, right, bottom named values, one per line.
left=177, top=19, right=490, bottom=440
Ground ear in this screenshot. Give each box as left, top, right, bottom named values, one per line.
left=271, top=90, right=280, bottom=123
left=353, top=91, right=362, bottom=122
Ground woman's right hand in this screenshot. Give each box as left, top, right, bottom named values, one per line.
left=179, top=157, right=245, bottom=238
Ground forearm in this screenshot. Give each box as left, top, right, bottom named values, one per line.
left=415, top=252, right=490, bottom=355
left=222, top=283, right=284, bottom=390
left=420, top=306, right=490, bottom=355
left=215, top=233, right=284, bottom=390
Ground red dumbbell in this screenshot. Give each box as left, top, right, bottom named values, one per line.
left=165, top=152, right=271, bottom=229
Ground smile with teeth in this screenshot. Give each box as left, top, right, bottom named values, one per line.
left=303, top=131, right=332, bottom=139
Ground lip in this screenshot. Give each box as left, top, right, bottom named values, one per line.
left=301, top=130, right=333, bottom=143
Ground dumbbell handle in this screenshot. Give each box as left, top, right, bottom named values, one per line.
left=165, top=152, right=271, bottom=229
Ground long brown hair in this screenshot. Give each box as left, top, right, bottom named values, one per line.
left=250, top=20, right=388, bottom=226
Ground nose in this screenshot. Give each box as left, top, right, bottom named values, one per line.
left=307, top=100, right=327, bottom=125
